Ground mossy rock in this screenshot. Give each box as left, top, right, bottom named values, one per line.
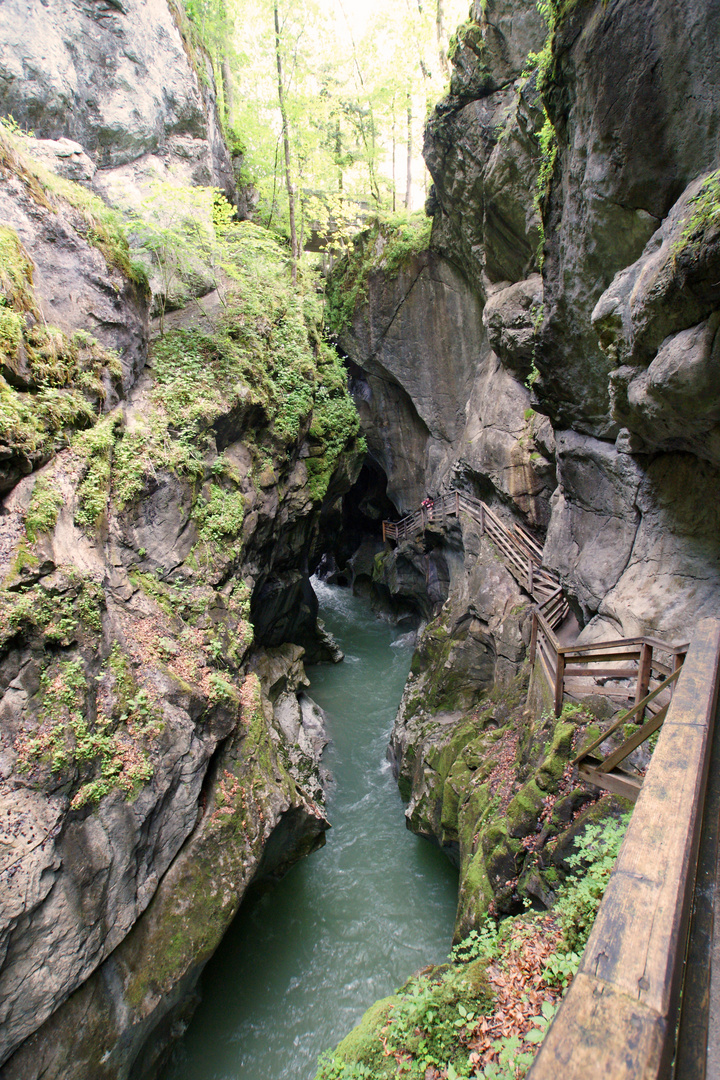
left=317, top=959, right=493, bottom=1080
left=506, top=777, right=545, bottom=838
left=455, top=850, right=495, bottom=935
left=482, top=823, right=521, bottom=888
left=536, top=720, right=574, bottom=790
left=440, top=758, right=473, bottom=837
left=329, top=995, right=397, bottom=1077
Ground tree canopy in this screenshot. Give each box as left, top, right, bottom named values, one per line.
left=182, top=0, right=468, bottom=253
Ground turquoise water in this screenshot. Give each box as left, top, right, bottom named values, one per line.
left=163, top=579, right=458, bottom=1080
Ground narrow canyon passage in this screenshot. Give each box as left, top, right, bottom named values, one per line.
left=163, top=579, right=459, bottom=1080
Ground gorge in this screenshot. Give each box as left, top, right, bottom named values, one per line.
left=1, top=0, right=720, bottom=1077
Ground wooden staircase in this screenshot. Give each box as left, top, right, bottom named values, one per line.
left=382, top=489, right=688, bottom=801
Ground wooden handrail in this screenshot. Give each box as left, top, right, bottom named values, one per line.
left=528, top=618, right=720, bottom=1080
left=382, top=490, right=563, bottom=616
left=383, top=492, right=684, bottom=736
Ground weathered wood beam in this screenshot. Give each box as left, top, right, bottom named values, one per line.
left=529, top=618, right=720, bottom=1080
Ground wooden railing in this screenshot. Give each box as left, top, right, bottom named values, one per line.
left=382, top=490, right=568, bottom=625
left=384, top=493, right=687, bottom=788
left=528, top=618, right=720, bottom=1080
left=531, top=601, right=688, bottom=773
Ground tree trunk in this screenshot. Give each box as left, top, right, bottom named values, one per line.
left=221, top=57, right=234, bottom=128
left=274, top=2, right=298, bottom=283
left=405, top=93, right=412, bottom=210
left=436, top=0, right=449, bottom=77
left=391, top=95, right=396, bottom=212
left=335, top=120, right=343, bottom=194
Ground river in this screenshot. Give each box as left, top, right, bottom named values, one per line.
left=163, top=579, right=458, bottom=1080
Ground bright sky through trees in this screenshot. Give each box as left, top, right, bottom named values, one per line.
left=184, top=0, right=469, bottom=252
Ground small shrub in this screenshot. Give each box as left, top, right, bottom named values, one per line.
left=25, top=476, right=63, bottom=541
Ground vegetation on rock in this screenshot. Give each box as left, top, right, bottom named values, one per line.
left=315, top=814, right=627, bottom=1080
left=325, top=211, right=432, bottom=337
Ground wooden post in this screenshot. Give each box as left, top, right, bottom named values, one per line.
left=530, top=611, right=538, bottom=665
left=528, top=558, right=534, bottom=596
left=554, top=650, right=565, bottom=717
left=382, top=522, right=387, bottom=543
left=479, top=502, right=485, bottom=535
left=421, top=506, right=426, bottom=530
left=635, top=641, right=653, bottom=722
left=455, top=490, right=460, bottom=516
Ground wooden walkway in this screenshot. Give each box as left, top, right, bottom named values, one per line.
left=383, top=490, right=569, bottom=630
left=384, top=495, right=720, bottom=1076
left=382, top=491, right=688, bottom=800
left=529, top=618, right=720, bottom=1080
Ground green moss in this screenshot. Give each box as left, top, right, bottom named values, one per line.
left=193, top=484, right=245, bottom=545
left=324, top=212, right=432, bottom=337
left=0, top=323, right=123, bottom=477
left=0, top=573, right=104, bottom=650
left=674, top=169, right=720, bottom=256
left=14, top=643, right=156, bottom=808
left=24, top=475, right=63, bottom=541
left=107, top=226, right=360, bottom=511
left=74, top=414, right=120, bottom=532
left=0, top=225, right=35, bottom=313
left=317, top=960, right=493, bottom=1080
left=0, top=120, right=147, bottom=287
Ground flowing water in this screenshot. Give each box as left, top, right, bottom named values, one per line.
left=164, top=579, right=458, bottom=1080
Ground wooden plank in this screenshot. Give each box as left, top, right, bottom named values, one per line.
left=635, top=641, right=653, bottom=721
left=563, top=682, right=634, bottom=701
left=530, top=620, right=720, bottom=1080
left=562, top=649, right=641, bottom=665
left=554, top=650, right=565, bottom=716
left=596, top=704, right=668, bottom=773
left=573, top=669, right=681, bottom=762
left=563, top=666, right=638, bottom=680
left=578, top=763, right=642, bottom=801
left=536, top=610, right=560, bottom=653
left=529, top=612, right=538, bottom=666
left=561, top=635, right=649, bottom=655
left=537, top=640, right=556, bottom=693
left=529, top=972, right=667, bottom=1079
left=538, top=636, right=556, bottom=678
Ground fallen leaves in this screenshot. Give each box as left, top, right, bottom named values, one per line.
left=467, top=916, right=563, bottom=1075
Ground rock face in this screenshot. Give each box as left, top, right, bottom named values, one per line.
left=0, top=0, right=235, bottom=200
left=1, top=653, right=328, bottom=1080
left=538, top=0, right=720, bottom=438
left=329, top=0, right=720, bottom=937
left=0, top=15, right=363, bottom=1073
left=337, top=0, right=720, bottom=654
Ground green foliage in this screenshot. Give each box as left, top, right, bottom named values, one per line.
left=674, top=169, right=720, bottom=257
left=0, top=118, right=147, bottom=287
left=0, top=225, right=35, bottom=313
left=315, top=961, right=491, bottom=1080
left=0, top=253, right=123, bottom=474
left=0, top=573, right=105, bottom=648
left=24, top=476, right=64, bottom=541
left=74, top=414, right=120, bottom=531
left=451, top=918, right=500, bottom=964
left=108, top=221, right=360, bottom=509
left=129, top=181, right=221, bottom=332
left=325, top=211, right=432, bottom=336
left=549, top=813, right=629, bottom=964
left=15, top=645, right=158, bottom=809
left=193, top=485, right=246, bottom=544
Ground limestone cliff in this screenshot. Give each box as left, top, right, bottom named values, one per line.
left=0, top=7, right=363, bottom=1074
left=329, top=0, right=720, bottom=929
